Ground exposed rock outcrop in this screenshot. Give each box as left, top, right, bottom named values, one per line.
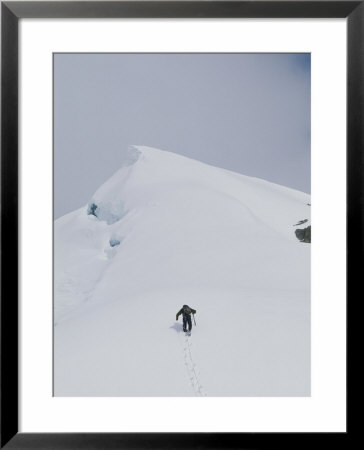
left=295, top=225, right=311, bottom=243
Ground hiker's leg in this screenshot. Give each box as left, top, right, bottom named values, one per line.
left=187, top=315, right=192, bottom=332
left=183, top=316, right=187, bottom=332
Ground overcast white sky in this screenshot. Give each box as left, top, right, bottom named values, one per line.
left=54, top=53, right=310, bottom=219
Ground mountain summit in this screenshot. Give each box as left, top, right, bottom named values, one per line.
left=54, top=146, right=310, bottom=396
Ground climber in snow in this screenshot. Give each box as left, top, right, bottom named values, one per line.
left=176, top=305, right=196, bottom=333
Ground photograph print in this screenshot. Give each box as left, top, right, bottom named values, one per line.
left=54, top=53, right=311, bottom=397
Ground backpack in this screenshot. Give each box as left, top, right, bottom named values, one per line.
left=183, top=305, right=192, bottom=315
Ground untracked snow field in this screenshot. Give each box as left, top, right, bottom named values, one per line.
left=54, top=146, right=310, bottom=396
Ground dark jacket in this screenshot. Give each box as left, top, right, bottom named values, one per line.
left=176, top=306, right=196, bottom=320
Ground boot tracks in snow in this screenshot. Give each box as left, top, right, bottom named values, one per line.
left=181, top=334, right=206, bottom=397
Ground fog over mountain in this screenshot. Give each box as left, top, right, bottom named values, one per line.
left=54, top=53, right=310, bottom=219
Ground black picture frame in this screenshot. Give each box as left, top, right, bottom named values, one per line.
left=1, top=1, right=358, bottom=448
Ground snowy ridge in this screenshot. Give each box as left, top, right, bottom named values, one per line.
left=54, top=146, right=310, bottom=396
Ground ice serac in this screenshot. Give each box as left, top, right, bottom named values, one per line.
left=54, top=146, right=311, bottom=397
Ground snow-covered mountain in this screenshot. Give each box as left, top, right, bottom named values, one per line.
left=54, top=146, right=310, bottom=396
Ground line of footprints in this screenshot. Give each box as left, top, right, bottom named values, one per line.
left=183, top=336, right=207, bottom=397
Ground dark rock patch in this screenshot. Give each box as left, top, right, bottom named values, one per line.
left=293, top=219, right=308, bottom=226
left=295, top=226, right=311, bottom=243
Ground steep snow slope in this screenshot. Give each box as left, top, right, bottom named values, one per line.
left=54, top=146, right=310, bottom=396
